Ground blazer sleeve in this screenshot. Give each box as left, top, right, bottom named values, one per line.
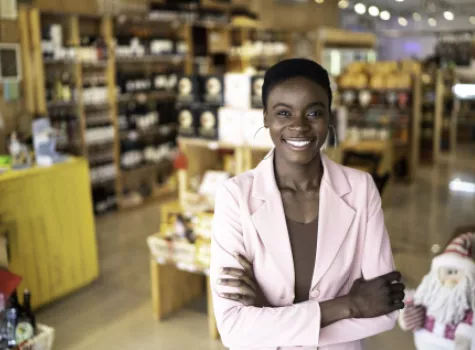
left=318, top=173, right=398, bottom=346
left=210, top=181, right=322, bottom=349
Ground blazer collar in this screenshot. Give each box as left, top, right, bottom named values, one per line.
left=251, top=149, right=352, bottom=200
left=250, top=149, right=356, bottom=293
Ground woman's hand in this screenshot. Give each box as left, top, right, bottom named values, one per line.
left=217, top=253, right=268, bottom=307
left=348, top=271, right=405, bottom=319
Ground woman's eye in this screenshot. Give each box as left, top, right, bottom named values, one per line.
left=277, top=111, right=290, bottom=117
left=308, top=111, right=323, bottom=118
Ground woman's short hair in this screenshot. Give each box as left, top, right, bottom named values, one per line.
left=262, top=58, right=333, bottom=111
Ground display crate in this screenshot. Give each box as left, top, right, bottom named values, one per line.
left=18, top=324, right=55, bottom=350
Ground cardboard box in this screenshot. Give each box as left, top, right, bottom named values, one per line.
left=198, top=107, right=219, bottom=140
left=251, top=75, right=265, bottom=108
left=224, top=73, right=251, bottom=108
left=178, top=106, right=199, bottom=137
left=201, top=75, right=224, bottom=106
left=218, top=107, right=245, bottom=145
left=177, top=75, right=201, bottom=105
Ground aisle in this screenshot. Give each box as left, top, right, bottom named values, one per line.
left=37, top=150, right=475, bottom=350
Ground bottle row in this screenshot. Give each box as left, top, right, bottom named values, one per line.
left=90, top=163, right=117, bottom=185
left=115, top=36, right=187, bottom=58
left=46, top=75, right=109, bottom=105
left=117, top=72, right=178, bottom=94
left=92, top=186, right=117, bottom=216
left=0, top=289, right=36, bottom=349
left=42, top=24, right=107, bottom=62
left=85, top=126, right=115, bottom=145
left=120, top=141, right=177, bottom=170
left=118, top=102, right=177, bottom=132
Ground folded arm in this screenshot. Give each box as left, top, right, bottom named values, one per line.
left=318, top=173, right=398, bottom=346
left=211, top=181, right=323, bottom=348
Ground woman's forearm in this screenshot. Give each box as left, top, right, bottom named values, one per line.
left=319, top=295, right=353, bottom=327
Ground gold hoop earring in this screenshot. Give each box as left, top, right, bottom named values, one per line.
left=251, top=126, right=273, bottom=161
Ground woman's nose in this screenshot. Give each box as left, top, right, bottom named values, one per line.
left=289, top=117, right=310, bottom=130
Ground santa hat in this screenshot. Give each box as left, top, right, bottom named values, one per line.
left=432, top=232, right=475, bottom=275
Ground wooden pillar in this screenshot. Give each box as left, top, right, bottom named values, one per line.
left=29, top=8, right=46, bottom=114
left=19, top=7, right=35, bottom=113
left=101, top=15, right=122, bottom=200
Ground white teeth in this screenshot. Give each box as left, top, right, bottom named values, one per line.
left=285, top=140, right=311, bottom=148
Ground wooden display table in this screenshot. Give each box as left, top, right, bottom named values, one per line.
left=0, top=158, right=99, bottom=308
left=149, top=243, right=219, bottom=340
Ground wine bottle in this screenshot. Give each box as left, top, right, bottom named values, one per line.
left=15, top=289, right=35, bottom=344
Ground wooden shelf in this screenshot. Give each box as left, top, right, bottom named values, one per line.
left=116, top=55, right=185, bottom=64
left=177, top=137, right=240, bottom=150
left=117, top=91, right=176, bottom=103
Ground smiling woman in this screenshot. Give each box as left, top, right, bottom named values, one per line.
left=210, top=59, right=405, bottom=350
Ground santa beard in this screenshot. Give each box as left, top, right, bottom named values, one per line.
left=414, top=271, right=474, bottom=325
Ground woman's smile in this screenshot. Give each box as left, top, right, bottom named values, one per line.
left=282, top=137, right=316, bottom=151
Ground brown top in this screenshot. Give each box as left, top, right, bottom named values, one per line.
left=286, top=217, right=319, bottom=303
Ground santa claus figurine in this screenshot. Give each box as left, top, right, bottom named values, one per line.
left=399, top=232, right=475, bottom=350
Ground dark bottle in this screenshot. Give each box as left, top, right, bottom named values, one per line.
left=15, top=289, right=36, bottom=344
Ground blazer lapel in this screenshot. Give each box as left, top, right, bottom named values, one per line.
left=312, top=155, right=356, bottom=288
left=251, top=151, right=295, bottom=289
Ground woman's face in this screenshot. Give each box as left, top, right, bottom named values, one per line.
left=264, top=76, right=330, bottom=165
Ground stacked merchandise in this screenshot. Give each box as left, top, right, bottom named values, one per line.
left=337, top=61, right=418, bottom=178
left=147, top=210, right=213, bottom=272
left=0, top=270, right=49, bottom=350
left=177, top=72, right=273, bottom=149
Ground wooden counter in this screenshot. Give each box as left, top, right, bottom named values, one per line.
left=0, top=158, right=99, bottom=308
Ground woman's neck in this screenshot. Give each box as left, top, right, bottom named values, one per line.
left=273, top=151, right=323, bottom=192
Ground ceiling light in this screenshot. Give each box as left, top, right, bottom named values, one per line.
left=470, top=16, right=475, bottom=25
left=395, top=0, right=404, bottom=2
left=338, top=0, right=349, bottom=9
left=413, top=13, right=421, bottom=21
left=398, top=17, right=408, bottom=26
left=443, top=11, right=454, bottom=20
left=354, top=3, right=367, bottom=15
left=428, top=17, right=437, bottom=27
left=380, top=11, right=391, bottom=20
left=315, top=0, right=324, bottom=3
left=368, top=6, right=380, bottom=17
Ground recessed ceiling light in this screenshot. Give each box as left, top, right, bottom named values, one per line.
left=315, top=0, right=324, bottom=3
left=428, top=18, right=437, bottom=27
left=354, top=3, right=367, bottom=15
left=470, top=16, right=475, bottom=25
left=368, top=6, right=380, bottom=17
left=443, top=11, right=454, bottom=20
left=338, top=0, right=349, bottom=9
left=395, top=0, right=404, bottom=2
left=380, top=11, right=391, bottom=21
left=398, top=17, right=408, bottom=26
left=413, top=13, right=421, bottom=21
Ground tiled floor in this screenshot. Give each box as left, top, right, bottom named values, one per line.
left=37, top=146, right=475, bottom=350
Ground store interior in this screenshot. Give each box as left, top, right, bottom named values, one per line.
left=0, top=0, right=475, bottom=349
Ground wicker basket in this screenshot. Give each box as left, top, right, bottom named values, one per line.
left=18, top=324, right=55, bottom=350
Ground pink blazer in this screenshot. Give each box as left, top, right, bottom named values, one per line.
left=210, top=152, right=398, bottom=350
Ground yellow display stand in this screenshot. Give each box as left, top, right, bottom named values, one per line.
left=0, top=158, right=99, bottom=309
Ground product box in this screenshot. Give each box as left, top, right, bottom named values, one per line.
left=243, top=109, right=273, bottom=148
left=224, top=73, right=252, bottom=108
left=201, top=75, right=224, bottom=105
left=251, top=74, right=265, bottom=108
left=197, top=107, right=219, bottom=139
left=177, top=106, right=199, bottom=137
left=218, top=107, right=245, bottom=145
left=177, top=75, right=200, bottom=104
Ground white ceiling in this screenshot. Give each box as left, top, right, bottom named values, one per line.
left=342, top=0, right=475, bottom=33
